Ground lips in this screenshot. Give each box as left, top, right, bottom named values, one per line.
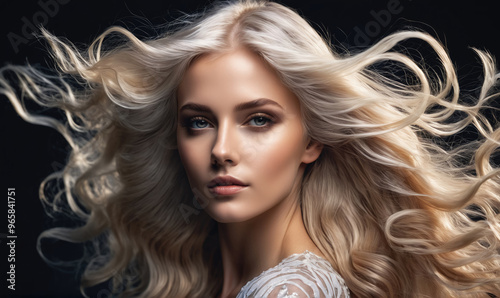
left=207, top=175, right=248, bottom=188
left=207, top=176, right=249, bottom=196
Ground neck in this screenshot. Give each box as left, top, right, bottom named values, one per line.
left=217, top=195, right=319, bottom=298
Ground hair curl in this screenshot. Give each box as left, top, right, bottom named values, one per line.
left=1, top=0, right=499, bottom=297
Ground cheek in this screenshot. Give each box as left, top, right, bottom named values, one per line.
left=176, top=133, right=208, bottom=181
left=249, top=126, right=305, bottom=181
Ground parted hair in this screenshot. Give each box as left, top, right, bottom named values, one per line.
left=1, top=0, right=499, bottom=297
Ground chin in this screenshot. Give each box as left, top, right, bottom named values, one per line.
left=207, top=213, right=251, bottom=224
left=205, top=205, right=255, bottom=224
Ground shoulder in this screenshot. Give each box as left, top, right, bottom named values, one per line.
left=237, top=251, right=350, bottom=298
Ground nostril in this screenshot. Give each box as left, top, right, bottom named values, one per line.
left=211, top=157, right=234, bottom=167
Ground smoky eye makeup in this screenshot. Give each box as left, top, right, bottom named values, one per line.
left=178, top=114, right=213, bottom=131
left=177, top=97, right=286, bottom=133
left=186, top=117, right=211, bottom=129
left=244, top=112, right=279, bottom=130
left=178, top=110, right=281, bottom=132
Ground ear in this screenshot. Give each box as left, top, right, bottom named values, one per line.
left=301, top=138, right=324, bottom=164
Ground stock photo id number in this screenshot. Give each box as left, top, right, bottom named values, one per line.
left=6, top=188, right=16, bottom=292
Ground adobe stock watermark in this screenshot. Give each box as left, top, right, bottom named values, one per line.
left=343, top=0, right=407, bottom=48
left=7, top=0, right=72, bottom=54
left=179, top=187, right=210, bottom=224
left=6, top=188, right=17, bottom=291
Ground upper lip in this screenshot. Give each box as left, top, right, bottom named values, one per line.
left=208, top=175, right=248, bottom=188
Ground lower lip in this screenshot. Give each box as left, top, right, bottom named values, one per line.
left=208, top=185, right=248, bottom=196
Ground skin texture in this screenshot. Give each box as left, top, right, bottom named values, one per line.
left=176, top=47, right=324, bottom=298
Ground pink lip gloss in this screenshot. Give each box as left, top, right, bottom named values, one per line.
left=209, top=185, right=247, bottom=196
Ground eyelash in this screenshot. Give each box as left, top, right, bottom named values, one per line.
left=182, top=113, right=275, bottom=131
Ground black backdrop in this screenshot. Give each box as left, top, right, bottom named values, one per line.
left=1, top=0, right=499, bottom=297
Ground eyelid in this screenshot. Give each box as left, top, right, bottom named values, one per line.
left=180, top=111, right=278, bottom=130
left=179, top=115, right=213, bottom=129
left=247, top=112, right=274, bottom=119
left=244, top=112, right=275, bottom=126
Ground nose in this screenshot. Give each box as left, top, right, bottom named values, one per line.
left=211, top=120, right=239, bottom=167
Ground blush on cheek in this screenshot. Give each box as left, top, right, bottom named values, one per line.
left=177, top=142, right=197, bottom=177
left=258, top=134, right=304, bottom=193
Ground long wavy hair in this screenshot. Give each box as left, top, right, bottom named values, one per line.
left=1, top=0, right=499, bottom=297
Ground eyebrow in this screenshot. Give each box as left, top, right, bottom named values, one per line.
left=179, top=98, right=284, bottom=113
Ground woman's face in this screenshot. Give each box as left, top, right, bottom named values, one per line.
left=176, top=47, right=322, bottom=223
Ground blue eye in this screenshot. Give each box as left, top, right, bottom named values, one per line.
left=190, top=118, right=210, bottom=129
left=182, top=114, right=274, bottom=131
left=248, top=115, right=271, bottom=127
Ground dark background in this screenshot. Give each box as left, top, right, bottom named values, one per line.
left=1, top=0, right=499, bottom=297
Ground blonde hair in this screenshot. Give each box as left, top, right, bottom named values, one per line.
left=1, top=0, right=499, bottom=297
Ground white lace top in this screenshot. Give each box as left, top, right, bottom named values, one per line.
left=236, top=251, right=350, bottom=298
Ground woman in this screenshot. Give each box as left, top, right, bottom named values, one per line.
left=1, top=0, right=499, bottom=297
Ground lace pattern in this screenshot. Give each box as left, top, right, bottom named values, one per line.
left=236, top=251, right=350, bottom=298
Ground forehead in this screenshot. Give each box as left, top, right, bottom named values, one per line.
left=177, top=47, right=300, bottom=112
